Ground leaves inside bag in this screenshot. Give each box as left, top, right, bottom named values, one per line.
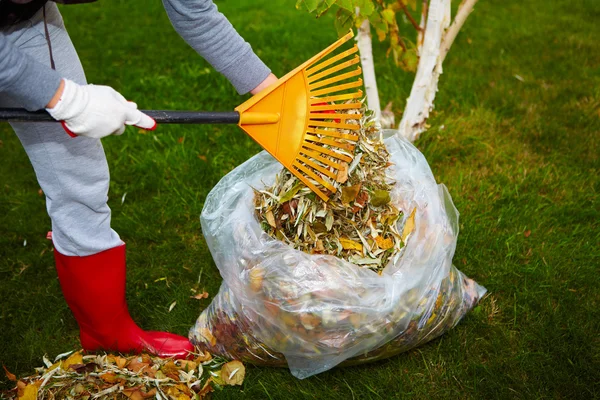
left=255, top=110, right=413, bottom=273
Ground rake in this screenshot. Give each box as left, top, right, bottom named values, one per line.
left=0, top=31, right=363, bottom=201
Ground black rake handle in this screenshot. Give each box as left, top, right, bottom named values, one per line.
left=0, top=108, right=241, bottom=124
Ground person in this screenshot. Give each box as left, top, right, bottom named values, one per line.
left=0, top=0, right=278, bottom=359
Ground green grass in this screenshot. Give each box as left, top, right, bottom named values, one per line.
left=1, top=0, right=599, bottom=398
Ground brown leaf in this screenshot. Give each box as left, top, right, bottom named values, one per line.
left=3, top=365, right=16, bottom=381
left=197, top=154, right=207, bottom=161
left=126, top=356, right=151, bottom=373
left=100, top=372, right=124, bottom=384
left=336, top=162, right=349, bottom=183
left=191, top=291, right=209, bottom=300
left=220, top=360, right=245, bottom=386
left=178, top=137, right=185, bottom=144
left=341, top=184, right=362, bottom=204
left=282, top=199, right=299, bottom=216
left=524, top=230, right=531, bottom=237
left=122, top=386, right=147, bottom=400
left=313, top=239, right=325, bottom=253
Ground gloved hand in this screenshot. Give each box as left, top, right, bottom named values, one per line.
left=46, top=79, right=156, bottom=139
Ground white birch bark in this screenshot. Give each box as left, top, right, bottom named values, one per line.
left=356, top=19, right=383, bottom=126
left=397, top=0, right=452, bottom=141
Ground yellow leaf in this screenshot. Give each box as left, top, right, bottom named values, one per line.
left=341, top=184, right=362, bottom=204
left=18, top=383, right=38, bottom=400
left=374, top=236, right=394, bottom=250
left=339, top=238, right=363, bottom=251
left=220, top=360, right=245, bottom=386
left=401, top=208, right=416, bottom=242
left=199, top=328, right=217, bottom=347
left=176, top=359, right=198, bottom=372
left=265, top=210, right=277, bottom=228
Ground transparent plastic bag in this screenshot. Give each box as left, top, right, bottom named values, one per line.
left=190, top=131, right=486, bottom=379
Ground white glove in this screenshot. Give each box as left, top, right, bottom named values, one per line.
left=46, top=79, right=156, bottom=139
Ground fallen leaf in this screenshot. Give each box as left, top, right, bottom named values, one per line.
left=178, top=137, right=185, bottom=143
left=524, top=230, right=531, bottom=237
left=176, top=359, right=198, bottom=372
left=168, top=301, right=177, bottom=312
left=220, top=360, right=245, bottom=386
left=249, top=267, right=264, bottom=292
left=194, top=351, right=212, bottom=363
left=52, top=351, right=82, bottom=371
left=341, top=184, right=362, bottom=204
left=279, top=182, right=304, bottom=203
left=160, top=361, right=180, bottom=380
left=281, top=199, right=299, bottom=216
left=126, top=356, right=151, bottom=374
left=199, top=328, right=217, bottom=347
left=371, top=189, right=391, bottom=207
left=265, top=210, right=277, bottom=228
left=191, top=291, right=209, bottom=300
left=336, top=162, right=349, bottom=183
left=197, top=155, right=207, bottom=161
left=339, top=238, right=363, bottom=251
left=313, top=239, right=325, bottom=253
left=18, top=383, right=38, bottom=400
left=401, top=208, right=416, bottom=242
left=374, top=236, right=394, bottom=250
left=3, top=365, right=16, bottom=381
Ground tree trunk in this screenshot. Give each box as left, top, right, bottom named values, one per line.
left=356, top=19, right=383, bottom=126
left=397, top=0, right=451, bottom=142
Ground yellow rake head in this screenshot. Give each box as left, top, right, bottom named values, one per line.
left=235, top=30, right=363, bottom=201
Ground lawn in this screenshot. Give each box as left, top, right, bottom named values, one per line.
left=1, top=0, right=599, bottom=398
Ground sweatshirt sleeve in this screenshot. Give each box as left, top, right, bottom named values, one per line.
left=162, top=0, right=271, bottom=95
left=0, top=35, right=62, bottom=111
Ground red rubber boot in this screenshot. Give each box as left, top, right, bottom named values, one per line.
left=54, top=244, right=193, bottom=359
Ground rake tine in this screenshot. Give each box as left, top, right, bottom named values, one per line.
left=305, top=44, right=359, bottom=77
left=296, top=154, right=338, bottom=180
left=311, top=79, right=363, bottom=97
left=302, top=142, right=353, bottom=163
left=310, top=91, right=363, bottom=104
left=308, top=113, right=363, bottom=121
left=294, top=162, right=336, bottom=192
left=308, top=120, right=360, bottom=130
left=307, top=55, right=360, bottom=84
left=305, top=134, right=356, bottom=152
left=307, top=127, right=359, bottom=141
left=308, top=68, right=363, bottom=91
left=291, top=166, right=331, bottom=201
left=300, top=148, right=346, bottom=169
left=309, top=102, right=363, bottom=112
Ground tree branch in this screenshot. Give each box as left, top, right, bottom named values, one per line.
left=439, top=0, right=478, bottom=64
left=398, top=0, right=423, bottom=32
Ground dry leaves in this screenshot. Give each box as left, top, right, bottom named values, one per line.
left=2, top=349, right=245, bottom=399
left=255, top=109, right=413, bottom=272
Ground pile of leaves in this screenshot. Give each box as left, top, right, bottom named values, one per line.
left=2, top=349, right=245, bottom=399
left=255, top=110, right=414, bottom=273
